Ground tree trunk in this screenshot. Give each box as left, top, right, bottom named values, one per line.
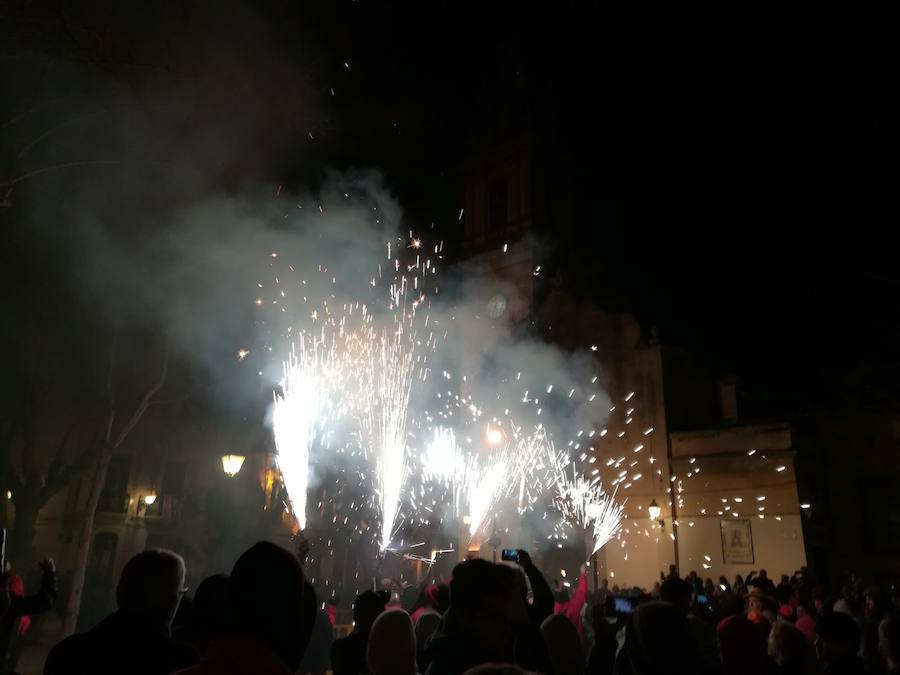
left=8, top=495, right=41, bottom=569
left=61, top=451, right=113, bottom=635
left=60, top=338, right=168, bottom=636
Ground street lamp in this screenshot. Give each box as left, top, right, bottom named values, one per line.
left=648, top=499, right=662, bottom=522
left=486, top=426, right=504, bottom=446
left=221, top=454, right=246, bottom=478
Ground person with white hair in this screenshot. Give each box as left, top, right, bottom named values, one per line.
left=45, top=548, right=197, bottom=675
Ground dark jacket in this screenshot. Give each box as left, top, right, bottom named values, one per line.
left=331, top=631, right=370, bottom=675
left=424, top=613, right=487, bottom=675
left=44, top=611, right=197, bottom=675
left=424, top=610, right=551, bottom=675
left=0, top=567, right=57, bottom=675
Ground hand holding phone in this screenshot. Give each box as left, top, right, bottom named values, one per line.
left=500, top=548, right=520, bottom=563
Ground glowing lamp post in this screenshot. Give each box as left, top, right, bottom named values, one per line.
left=647, top=499, right=662, bottom=522
left=221, top=454, right=246, bottom=478
left=143, top=494, right=157, bottom=507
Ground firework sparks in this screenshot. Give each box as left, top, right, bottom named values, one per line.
left=272, top=336, right=343, bottom=528
left=554, top=466, right=624, bottom=554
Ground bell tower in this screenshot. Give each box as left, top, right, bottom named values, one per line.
left=460, top=135, right=537, bottom=323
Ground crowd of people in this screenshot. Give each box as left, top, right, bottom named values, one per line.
left=0, top=543, right=897, bottom=675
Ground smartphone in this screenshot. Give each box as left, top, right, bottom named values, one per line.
left=696, top=594, right=708, bottom=605
left=500, top=548, right=520, bottom=563
left=614, top=597, right=633, bottom=614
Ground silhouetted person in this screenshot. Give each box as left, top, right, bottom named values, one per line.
left=45, top=549, right=195, bottom=675
left=496, top=559, right=553, bottom=674
left=864, top=587, right=892, bottom=674
left=425, top=559, right=520, bottom=675
left=367, top=609, right=418, bottom=675
left=176, top=541, right=317, bottom=675
left=540, top=613, right=584, bottom=675
left=415, top=611, right=442, bottom=673
left=586, top=597, right=618, bottom=675
left=816, top=611, right=865, bottom=675
left=331, top=589, right=389, bottom=675
left=717, top=613, right=774, bottom=675
left=298, top=602, right=334, bottom=675
left=174, top=574, right=229, bottom=658
left=880, top=617, right=900, bottom=675
left=411, top=584, right=450, bottom=625
left=617, top=601, right=703, bottom=675
left=659, top=577, right=718, bottom=671
left=0, top=558, right=56, bottom=675
left=750, top=570, right=777, bottom=596
left=768, top=620, right=817, bottom=675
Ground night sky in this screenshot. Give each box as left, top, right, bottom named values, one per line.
left=4, top=2, right=899, bottom=416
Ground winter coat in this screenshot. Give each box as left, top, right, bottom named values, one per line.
left=44, top=611, right=197, bottom=675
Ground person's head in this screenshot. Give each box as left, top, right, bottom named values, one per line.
left=353, top=589, right=389, bottom=634
left=865, top=586, right=889, bottom=619
left=228, top=541, right=315, bottom=671
left=401, top=585, right=421, bottom=613
left=415, top=611, right=442, bottom=659
left=769, top=620, right=816, bottom=673
left=493, top=564, right=528, bottom=624
left=759, top=569, right=768, bottom=580
left=190, top=574, right=229, bottom=648
left=815, top=610, right=860, bottom=664
left=540, top=613, right=585, bottom=675
left=553, top=584, right=571, bottom=604
left=718, top=614, right=771, bottom=672
left=879, top=616, right=900, bottom=668
left=450, top=559, right=514, bottom=660
left=659, top=577, right=692, bottom=613
left=735, top=574, right=745, bottom=585
left=115, top=549, right=186, bottom=632
left=781, top=575, right=790, bottom=585
left=625, top=601, right=698, bottom=674
left=366, top=609, right=417, bottom=675
left=668, top=564, right=677, bottom=576
left=433, top=583, right=450, bottom=614
left=747, top=588, right=767, bottom=616
left=601, top=578, right=609, bottom=590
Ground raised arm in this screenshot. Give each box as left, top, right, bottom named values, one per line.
left=571, top=565, right=588, bottom=614
left=517, top=550, right=554, bottom=623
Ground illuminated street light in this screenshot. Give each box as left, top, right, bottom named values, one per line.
left=486, top=427, right=504, bottom=446
left=143, top=494, right=157, bottom=506
left=648, top=499, right=661, bottom=522
left=221, top=454, right=246, bottom=477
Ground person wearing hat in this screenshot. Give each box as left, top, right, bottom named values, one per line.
left=747, top=587, right=774, bottom=625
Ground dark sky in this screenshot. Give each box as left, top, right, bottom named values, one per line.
left=4, top=1, right=899, bottom=415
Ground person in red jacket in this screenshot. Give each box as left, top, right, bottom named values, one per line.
left=553, top=564, right=588, bottom=641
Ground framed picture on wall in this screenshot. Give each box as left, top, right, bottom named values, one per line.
left=721, top=518, right=754, bottom=564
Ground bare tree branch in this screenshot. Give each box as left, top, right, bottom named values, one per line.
left=109, top=336, right=169, bottom=450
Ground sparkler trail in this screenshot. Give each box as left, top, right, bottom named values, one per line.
left=362, top=328, right=415, bottom=550
left=272, top=335, right=342, bottom=528
left=554, top=466, right=625, bottom=554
